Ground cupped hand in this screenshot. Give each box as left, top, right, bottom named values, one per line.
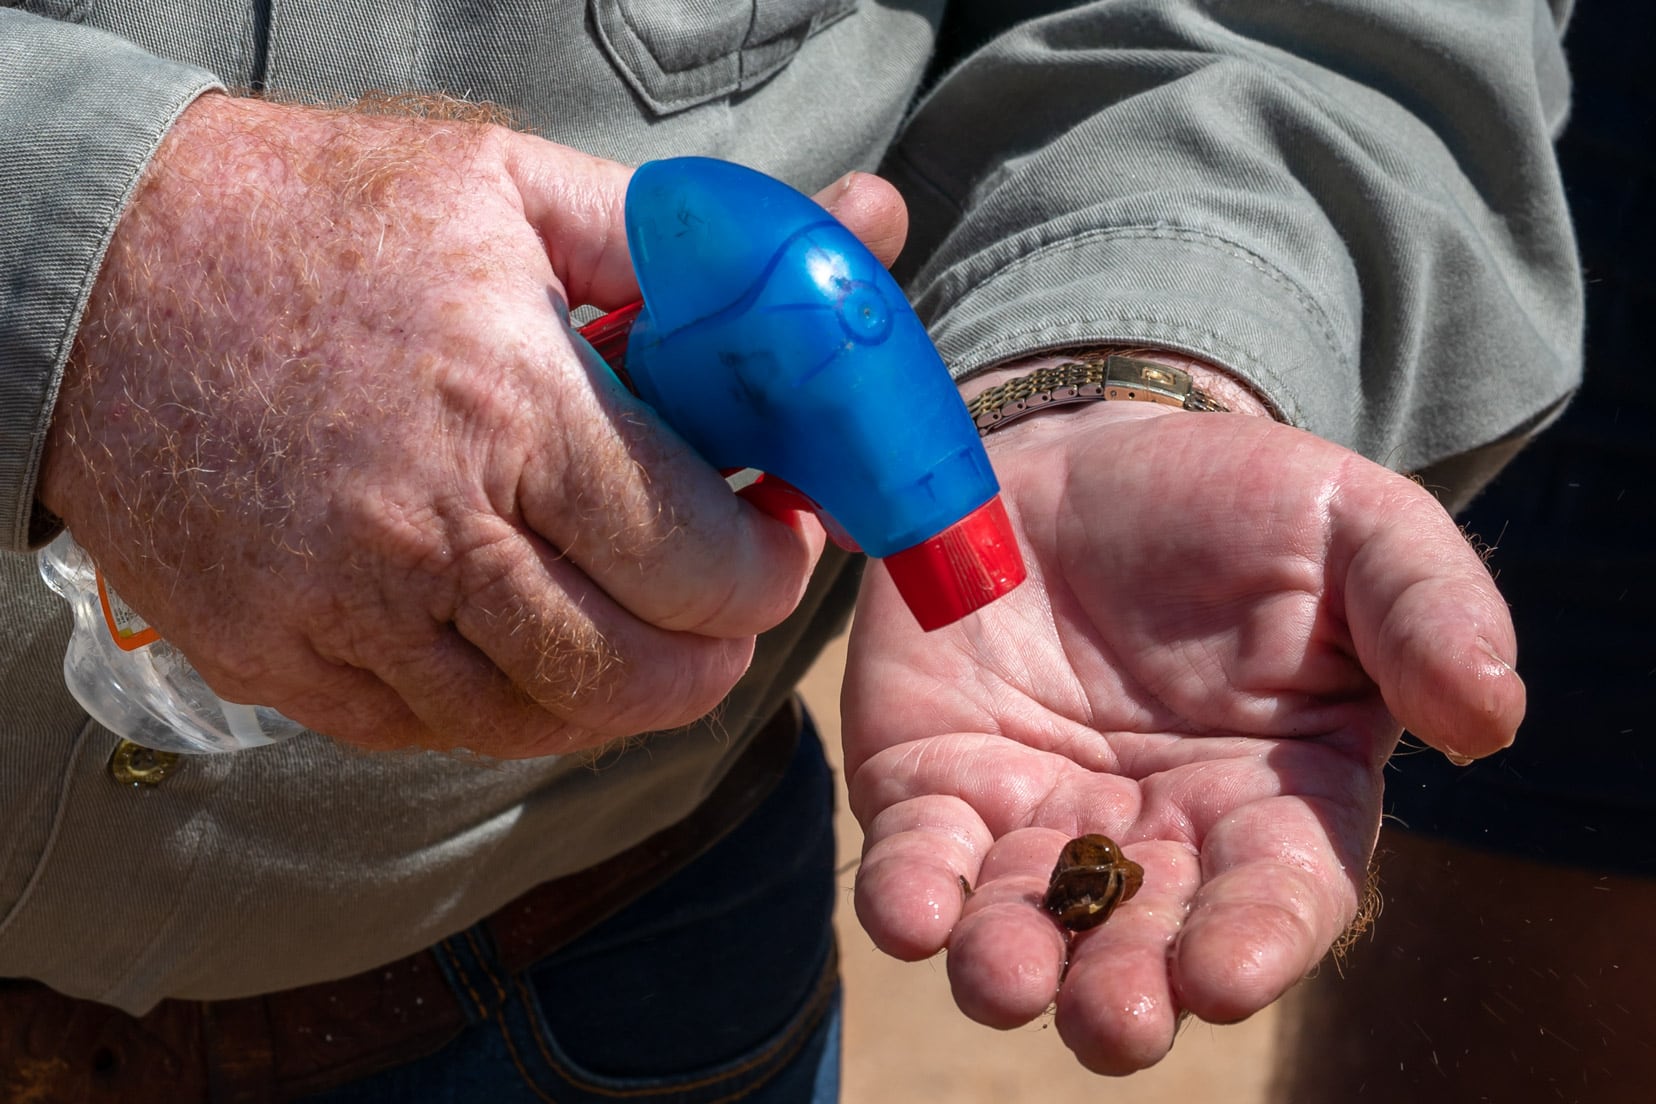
left=40, top=92, right=906, bottom=757
left=842, top=397, right=1522, bottom=1073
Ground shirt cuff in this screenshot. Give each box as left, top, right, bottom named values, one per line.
left=0, top=14, right=221, bottom=550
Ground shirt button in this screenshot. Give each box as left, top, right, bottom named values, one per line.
left=108, top=740, right=181, bottom=786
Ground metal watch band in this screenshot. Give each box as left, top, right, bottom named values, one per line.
left=965, top=353, right=1228, bottom=436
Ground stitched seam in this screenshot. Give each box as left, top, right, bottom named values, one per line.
left=464, top=929, right=509, bottom=1004
left=886, top=145, right=965, bottom=220
left=102, top=764, right=234, bottom=1004
left=705, top=960, right=837, bottom=1104
left=932, top=225, right=1350, bottom=380
left=437, top=939, right=490, bottom=1021
left=516, top=945, right=838, bottom=1099
left=498, top=1005, right=562, bottom=1104
left=463, top=929, right=563, bottom=1103
left=951, top=225, right=1342, bottom=360
left=520, top=967, right=831, bottom=1100
left=0, top=722, right=92, bottom=942
left=737, top=0, right=756, bottom=85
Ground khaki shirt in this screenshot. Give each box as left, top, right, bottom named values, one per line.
left=0, top=0, right=1580, bottom=1012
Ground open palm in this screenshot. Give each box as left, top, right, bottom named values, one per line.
left=841, top=402, right=1522, bottom=1074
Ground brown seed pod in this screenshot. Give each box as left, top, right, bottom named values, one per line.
left=1042, top=833, right=1143, bottom=932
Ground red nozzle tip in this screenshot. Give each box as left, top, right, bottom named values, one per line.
left=577, top=301, right=644, bottom=381
left=882, top=496, right=1026, bottom=631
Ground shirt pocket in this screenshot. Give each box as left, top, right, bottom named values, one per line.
left=13, top=0, right=92, bottom=20
left=590, top=0, right=858, bottom=115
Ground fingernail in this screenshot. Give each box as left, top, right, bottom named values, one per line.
left=1442, top=749, right=1476, bottom=767
left=1475, top=635, right=1516, bottom=677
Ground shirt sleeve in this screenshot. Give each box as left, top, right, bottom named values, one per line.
left=888, top=0, right=1581, bottom=506
left=0, top=10, right=221, bottom=552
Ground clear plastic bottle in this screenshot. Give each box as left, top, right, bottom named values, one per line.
left=38, top=531, right=304, bottom=754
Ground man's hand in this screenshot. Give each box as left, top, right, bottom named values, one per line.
left=40, top=92, right=904, bottom=757
left=842, top=392, right=1523, bottom=1073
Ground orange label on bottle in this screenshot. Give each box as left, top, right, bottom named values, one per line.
left=96, top=570, right=161, bottom=652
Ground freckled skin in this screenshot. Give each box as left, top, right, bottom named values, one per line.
left=38, top=93, right=911, bottom=757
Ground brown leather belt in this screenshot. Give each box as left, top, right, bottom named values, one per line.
left=0, top=698, right=805, bottom=1104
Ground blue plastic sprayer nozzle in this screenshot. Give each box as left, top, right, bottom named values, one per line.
left=577, top=157, right=1024, bottom=630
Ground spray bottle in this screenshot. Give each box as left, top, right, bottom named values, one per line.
left=38, top=533, right=303, bottom=754
left=40, top=156, right=1024, bottom=755
left=581, top=156, right=1025, bottom=629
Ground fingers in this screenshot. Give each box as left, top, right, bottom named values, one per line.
left=945, top=831, right=1070, bottom=1028
left=1333, top=476, right=1526, bottom=761
left=1054, top=842, right=1202, bottom=1074
left=498, top=151, right=894, bottom=639
left=855, top=813, right=1076, bottom=1030
left=194, top=639, right=436, bottom=751
left=858, top=810, right=1208, bottom=1073
left=1167, top=791, right=1371, bottom=1015
left=487, top=151, right=831, bottom=638
left=854, top=795, right=994, bottom=960
left=366, top=624, right=749, bottom=758
left=507, top=140, right=910, bottom=302
left=860, top=812, right=1350, bottom=1075
left=440, top=527, right=758, bottom=739
left=296, top=520, right=760, bottom=752
left=206, top=562, right=756, bottom=757
left=512, top=330, right=826, bottom=638
left=848, top=735, right=1138, bottom=965
left=852, top=750, right=1372, bottom=1072
left=502, top=133, right=639, bottom=308
left=943, top=832, right=1196, bottom=1065
left=810, top=171, right=909, bottom=268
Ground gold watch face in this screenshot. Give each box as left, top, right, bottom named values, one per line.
left=1102, top=357, right=1193, bottom=406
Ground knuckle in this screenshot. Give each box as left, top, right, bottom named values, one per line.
left=556, top=414, right=691, bottom=565
left=519, top=614, right=627, bottom=718
left=643, top=635, right=753, bottom=727
left=449, top=537, right=632, bottom=720
left=527, top=623, right=747, bottom=737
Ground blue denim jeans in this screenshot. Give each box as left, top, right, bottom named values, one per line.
left=301, top=712, right=841, bottom=1103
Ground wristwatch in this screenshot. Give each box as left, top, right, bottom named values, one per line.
left=965, top=352, right=1228, bottom=437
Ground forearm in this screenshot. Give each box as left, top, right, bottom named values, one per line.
left=898, top=0, right=1581, bottom=503
left=0, top=10, right=220, bottom=552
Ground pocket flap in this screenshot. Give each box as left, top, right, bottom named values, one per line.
left=591, top=0, right=858, bottom=115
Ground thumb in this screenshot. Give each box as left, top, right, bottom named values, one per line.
left=503, top=134, right=639, bottom=308
left=812, top=171, right=909, bottom=269
left=1337, top=478, right=1526, bottom=763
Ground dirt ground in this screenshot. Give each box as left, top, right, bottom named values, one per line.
left=798, top=631, right=1278, bottom=1104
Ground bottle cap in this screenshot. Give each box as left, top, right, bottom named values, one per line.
left=882, top=495, right=1026, bottom=631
